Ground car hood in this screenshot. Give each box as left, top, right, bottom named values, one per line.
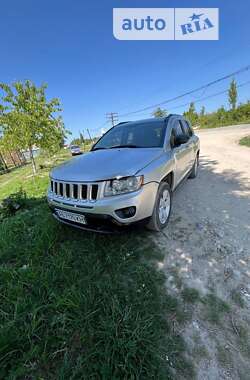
left=51, top=148, right=163, bottom=182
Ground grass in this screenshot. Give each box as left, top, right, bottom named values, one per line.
left=181, top=288, right=200, bottom=304
left=0, top=151, right=193, bottom=379
left=216, top=344, right=231, bottom=367
left=201, top=293, right=230, bottom=324
left=231, top=289, right=245, bottom=308
left=239, top=135, right=250, bottom=147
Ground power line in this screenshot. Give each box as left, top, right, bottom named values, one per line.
left=119, top=64, right=250, bottom=118
left=116, top=42, right=250, bottom=115
left=169, top=79, right=250, bottom=112
left=116, top=79, right=250, bottom=120
left=106, top=112, right=118, bottom=127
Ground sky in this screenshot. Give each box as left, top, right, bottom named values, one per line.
left=0, top=0, right=250, bottom=140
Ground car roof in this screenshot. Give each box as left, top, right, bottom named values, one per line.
left=115, top=115, right=184, bottom=127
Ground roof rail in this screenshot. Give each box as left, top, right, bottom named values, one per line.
left=164, top=114, right=182, bottom=122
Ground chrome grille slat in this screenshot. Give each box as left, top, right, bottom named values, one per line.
left=51, top=180, right=99, bottom=201
left=78, top=184, right=82, bottom=200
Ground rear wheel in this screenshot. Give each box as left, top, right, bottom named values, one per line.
left=189, top=154, right=199, bottom=179
left=146, top=182, right=172, bottom=232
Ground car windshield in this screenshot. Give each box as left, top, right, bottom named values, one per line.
left=71, top=145, right=79, bottom=149
left=92, top=121, right=167, bottom=150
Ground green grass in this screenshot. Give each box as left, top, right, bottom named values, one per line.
left=201, top=293, right=230, bottom=324
left=231, top=289, right=245, bottom=308
left=239, top=135, right=250, bottom=147
left=0, top=152, right=193, bottom=379
left=181, top=288, right=200, bottom=304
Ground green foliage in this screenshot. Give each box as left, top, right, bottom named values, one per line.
left=183, top=102, right=199, bottom=126
left=70, top=136, right=93, bottom=147
left=79, top=131, right=84, bottom=143
left=228, top=79, right=238, bottom=110
left=0, top=80, right=68, bottom=173
left=70, top=137, right=81, bottom=146
left=239, top=135, right=250, bottom=147
left=152, top=107, right=168, bottom=118
left=200, top=106, right=206, bottom=117
left=184, top=99, right=250, bottom=129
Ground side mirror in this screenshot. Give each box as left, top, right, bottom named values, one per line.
left=175, top=134, right=189, bottom=146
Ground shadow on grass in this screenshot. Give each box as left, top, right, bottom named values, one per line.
left=0, top=198, right=193, bottom=379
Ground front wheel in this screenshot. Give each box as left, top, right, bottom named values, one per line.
left=146, top=182, right=172, bottom=232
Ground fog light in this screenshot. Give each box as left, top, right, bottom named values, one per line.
left=115, top=206, right=136, bottom=219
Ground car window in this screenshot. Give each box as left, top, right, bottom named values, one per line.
left=93, top=121, right=167, bottom=150
left=181, top=120, right=193, bottom=137
left=170, top=121, right=183, bottom=148
left=186, top=121, right=194, bottom=136
left=172, top=120, right=183, bottom=136
left=99, top=128, right=123, bottom=148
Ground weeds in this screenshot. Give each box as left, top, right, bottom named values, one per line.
left=239, top=135, right=250, bottom=147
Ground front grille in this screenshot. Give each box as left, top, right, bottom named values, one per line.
left=50, top=180, right=99, bottom=201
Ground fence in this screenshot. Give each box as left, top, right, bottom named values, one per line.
left=0, top=150, right=26, bottom=173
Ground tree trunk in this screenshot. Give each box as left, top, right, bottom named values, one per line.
left=29, top=146, right=37, bottom=175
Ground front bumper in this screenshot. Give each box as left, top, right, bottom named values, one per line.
left=47, top=182, right=158, bottom=228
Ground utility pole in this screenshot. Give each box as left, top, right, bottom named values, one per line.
left=106, top=112, right=118, bottom=127
left=87, top=128, right=93, bottom=143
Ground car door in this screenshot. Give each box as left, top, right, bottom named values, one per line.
left=180, top=119, right=196, bottom=170
left=171, top=119, right=191, bottom=185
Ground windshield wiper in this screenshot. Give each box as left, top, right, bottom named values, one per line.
left=92, top=144, right=141, bottom=151
left=91, top=147, right=107, bottom=151
left=109, top=144, right=141, bottom=149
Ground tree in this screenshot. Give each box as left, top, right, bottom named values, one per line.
left=0, top=80, right=67, bottom=174
left=183, top=102, right=198, bottom=125
left=228, top=79, right=238, bottom=110
left=216, top=106, right=227, bottom=122
left=70, top=137, right=82, bottom=146
left=200, top=106, right=206, bottom=117
left=79, top=132, right=85, bottom=144
left=152, top=107, right=168, bottom=118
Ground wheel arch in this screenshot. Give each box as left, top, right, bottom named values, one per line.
left=161, top=171, right=174, bottom=190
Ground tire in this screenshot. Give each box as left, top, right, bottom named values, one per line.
left=146, top=182, right=172, bottom=232
left=188, top=154, right=199, bottom=179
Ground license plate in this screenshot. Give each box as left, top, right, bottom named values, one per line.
left=55, top=209, right=87, bottom=225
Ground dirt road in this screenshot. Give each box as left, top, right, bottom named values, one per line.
left=155, top=125, right=250, bottom=379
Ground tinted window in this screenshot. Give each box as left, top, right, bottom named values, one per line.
left=181, top=120, right=193, bottom=137
left=93, top=121, right=167, bottom=150
left=170, top=121, right=183, bottom=148
left=173, top=120, right=183, bottom=136
left=186, top=121, right=194, bottom=136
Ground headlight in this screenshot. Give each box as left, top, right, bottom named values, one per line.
left=104, top=176, right=143, bottom=197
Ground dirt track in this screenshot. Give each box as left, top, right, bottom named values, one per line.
left=155, top=125, right=250, bottom=379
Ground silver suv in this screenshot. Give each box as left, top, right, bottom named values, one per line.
left=47, top=115, right=200, bottom=232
